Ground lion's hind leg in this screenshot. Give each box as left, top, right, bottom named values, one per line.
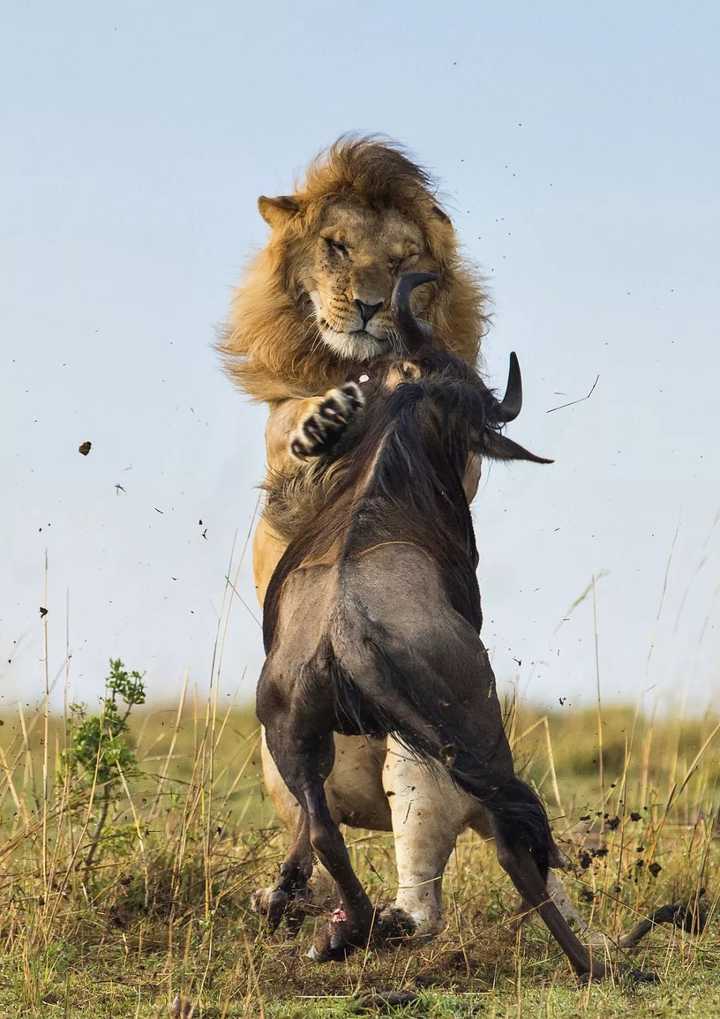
left=381, top=737, right=470, bottom=939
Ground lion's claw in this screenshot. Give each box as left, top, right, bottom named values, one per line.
left=290, top=383, right=365, bottom=460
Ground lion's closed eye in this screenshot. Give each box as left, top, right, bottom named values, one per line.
left=325, top=237, right=349, bottom=257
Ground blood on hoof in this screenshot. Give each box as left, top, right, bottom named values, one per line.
left=354, top=990, right=419, bottom=1009
left=575, top=957, right=657, bottom=985
left=619, top=897, right=709, bottom=949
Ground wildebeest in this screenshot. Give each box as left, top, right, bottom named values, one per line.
left=254, top=273, right=629, bottom=979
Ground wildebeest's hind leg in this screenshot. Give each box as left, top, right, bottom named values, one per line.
left=263, top=728, right=375, bottom=962
left=251, top=811, right=314, bottom=934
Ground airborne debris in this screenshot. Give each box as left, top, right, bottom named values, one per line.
left=547, top=375, right=600, bottom=414
left=78, top=440, right=92, bottom=456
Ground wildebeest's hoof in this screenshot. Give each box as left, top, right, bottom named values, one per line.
left=308, top=908, right=367, bottom=962
left=252, top=883, right=316, bottom=935
left=250, top=887, right=290, bottom=931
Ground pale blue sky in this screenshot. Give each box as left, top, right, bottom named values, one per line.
left=2, top=1, right=719, bottom=713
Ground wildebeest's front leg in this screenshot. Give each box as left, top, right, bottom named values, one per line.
left=303, top=779, right=376, bottom=961
left=262, top=723, right=375, bottom=961
left=251, top=811, right=314, bottom=933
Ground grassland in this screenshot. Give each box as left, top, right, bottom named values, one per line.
left=1, top=691, right=719, bottom=1018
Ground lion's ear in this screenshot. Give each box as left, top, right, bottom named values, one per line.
left=258, top=195, right=301, bottom=228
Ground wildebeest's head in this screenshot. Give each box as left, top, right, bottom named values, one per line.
left=389, top=271, right=552, bottom=467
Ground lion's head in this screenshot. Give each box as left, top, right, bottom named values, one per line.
left=220, top=137, right=489, bottom=401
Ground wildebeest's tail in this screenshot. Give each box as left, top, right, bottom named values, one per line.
left=336, top=641, right=562, bottom=881
left=475, top=775, right=560, bottom=879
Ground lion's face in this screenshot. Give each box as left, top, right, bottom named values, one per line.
left=222, top=139, right=487, bottom=401
left=297, top=202, right=435, bottom=361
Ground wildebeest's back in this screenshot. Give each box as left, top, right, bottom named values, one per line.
left=331, top=543, right=514, bottom=780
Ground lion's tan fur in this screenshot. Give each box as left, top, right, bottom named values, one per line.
left=218, top=137, right=489, bottom=401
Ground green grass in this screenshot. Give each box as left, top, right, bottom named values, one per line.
left=1, top=697, right=719, bottom=1017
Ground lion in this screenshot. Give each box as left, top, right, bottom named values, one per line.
left=220, top=136, right=596, bottom=944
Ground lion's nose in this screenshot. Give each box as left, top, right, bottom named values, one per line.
left=354, top=300, right=383, bottom=326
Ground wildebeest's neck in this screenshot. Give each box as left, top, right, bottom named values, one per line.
left=263, top=377, right=485, bottom=651
left=342, top=388, right=477, bottom=558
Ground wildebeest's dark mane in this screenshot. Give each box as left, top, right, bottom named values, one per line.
left=263, top=351, right=505, bottom=652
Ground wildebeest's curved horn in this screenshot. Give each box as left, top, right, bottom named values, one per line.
left=495, top=351, right=523, bottom=422
left=391, top=272, right=438, bottom=353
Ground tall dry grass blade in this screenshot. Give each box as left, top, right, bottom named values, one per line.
left=149, top=672, right=189, bottom=820
left=646, top=517, right=680, bottom=674
left=553, top=570, right=608, bottom=635
left=115, top=758, right=150, bottom=907
left=17, top=702, right=39, bottom=813
left=41, top=550, right=50, bottom=900
left=592, top=574, right=605, bottom=828
left=543, top=717, right=564, bottom=818
left=676, top=720, right=720, bottom=799
left=0, top=744, right=29, bottom=826
left=219, top=730, right=261, bottom=811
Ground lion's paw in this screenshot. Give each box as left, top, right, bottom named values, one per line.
left=376, top=906, right=419, bottom=942
left=290, top=383, right=365, bottom=460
